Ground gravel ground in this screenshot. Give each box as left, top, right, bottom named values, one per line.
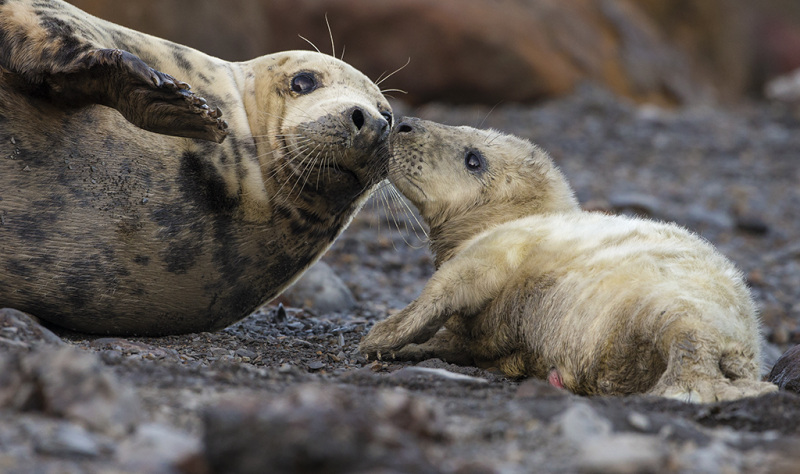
left=2, top=86, right=800, bottom=473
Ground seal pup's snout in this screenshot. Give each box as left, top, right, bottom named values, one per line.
left=392, top=117, right=424, bottom=136
left=347, top=105, right=391, bottom=143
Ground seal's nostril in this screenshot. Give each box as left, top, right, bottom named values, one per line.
left=351, top=108, right=365, bottom=130
left=397, top=123, right=413, bottom=133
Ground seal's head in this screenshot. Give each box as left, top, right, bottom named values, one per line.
left=387, top=117, right=579, bottom=264
left=248, top=51, right=392, bottom=208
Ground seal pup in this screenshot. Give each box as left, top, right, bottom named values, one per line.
left=0, top=0, right=392, bottom=335
left=360, top=118, right=777, bottom=403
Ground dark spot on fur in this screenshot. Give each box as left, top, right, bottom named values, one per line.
left=150, top=205, right=205, bottom=274
left=163, top=238, right=201, bottom=274
left=14, top=217, right=46, bottom=242
left=172, top=47, right=193, bottom=73
left=211, top=283, right=263, bottom=329
left=273, top=202, right=294, bottom=221
left=14, top=195, right=65, bottom=242
left=6, top=259, right=32, bottom=280
left=210, top=215, right=249, bottom=285
left=179, top=151, right=238, bottom=212
left=133, top=255, right=150, bottom=266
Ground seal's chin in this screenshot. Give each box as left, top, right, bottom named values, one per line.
left=317, top=162, right=362, bottom=189
left=388, top=173, right=427, bottom=206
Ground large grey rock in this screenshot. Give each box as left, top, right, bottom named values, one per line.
left=0, top=308, right=64, bottom=350
left=116, top=423, right=201, bottom=472
left=201, top=384, right=443, bottom=474
left=769, top=344, right=800, bottom=393
left=0, top=346, right=141, bottom=437
left=281, top=261, right=357, bottom=314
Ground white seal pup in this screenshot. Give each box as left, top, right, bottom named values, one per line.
left=360, top=118, right=777, bottom=403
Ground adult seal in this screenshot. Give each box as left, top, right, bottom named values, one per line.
left=0, top=0, right=393, bottom=335
left=360, top=118, right=777, bottom=403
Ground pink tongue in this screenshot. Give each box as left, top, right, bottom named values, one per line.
left=547, top=368, right=565, bottom=389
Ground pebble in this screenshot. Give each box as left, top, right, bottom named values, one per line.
left=556, top=403, right=612, bottom=444
left=607, top=192, right=663, bottom=217
left=576, top=433, right=667, bottom=473
left=116, top=423, right=201, bottom=471
left=201, top=384, right=442, bottom=473
left=627, top=412, right=651, bottom=431
left=278, top=362, right=293, bottom=373
left=234, top=348, right=256, bottom=359
left=768, top=344, right=800, bottom=393
left=34, top=422, right=104, bottom=458
left=676, top=440, right=740, bottom=473
left=735, top=215, right=770, bottom=235
left=515, top=378, right=569, bottom=398
left=390, top=366, right=488, bottom=384
left=281, top=260, right=358, bottom=314
left=0, top=308, right=64, bottom=347
left=0, top=346, right=142, bottom=437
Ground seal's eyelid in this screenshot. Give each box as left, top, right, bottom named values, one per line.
left=290, top=72, right=318, bottom=94
left=464, top=149, right=486, bottom=173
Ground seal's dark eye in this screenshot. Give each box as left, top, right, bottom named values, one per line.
left=291, top=73, right=317, bottom=94
left=465, top=150, right=485, bottom=172
left=381, top=111, right=393, bottom=127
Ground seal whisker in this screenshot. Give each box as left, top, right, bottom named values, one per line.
left=387, top=185, right=429, bottom=246
left=287, top=143, right=325, bottom=201
left=477, top=101, right=503, bottom=130
left=298, top=34, right=322, bottom=54
left=279, top=143, right=316, bottom=191
left=380, top=88, right=408, bottom=95
left=386, top=186, right=426, bottom=249
left=375, top=57, right=411, bottom=86
left=325, top=13, right=336, bottom=59
left=270, top=142, right=316, bottom=197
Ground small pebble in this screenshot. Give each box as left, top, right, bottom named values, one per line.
left=35, top=423, right=101, bottom=458
left=278, top=363, right=293, bottom=373
left=627, top=412, right=650, bottom=431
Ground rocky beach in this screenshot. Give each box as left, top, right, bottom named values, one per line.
left=3, top=86, right=800, bottom=472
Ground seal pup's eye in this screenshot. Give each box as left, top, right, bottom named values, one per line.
left=381, top=111, right=393, bottom=127
left=290, top=73, right=317, bottom=94
left=464, top=150, right=486, bottom=172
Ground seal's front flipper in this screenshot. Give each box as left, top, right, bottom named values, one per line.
left=47, top=48, right=228, bottom=143
left=0, top=3, right=227, bottom=143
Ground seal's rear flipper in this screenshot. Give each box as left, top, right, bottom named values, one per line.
left=0, top=2, right=228, bottom=143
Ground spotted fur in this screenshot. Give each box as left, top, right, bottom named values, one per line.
left=0, top=0, right=391, bottom=335
left=360, top=118, right=777, bottom=403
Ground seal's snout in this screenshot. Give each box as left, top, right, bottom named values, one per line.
left=396, top=121, right=414, bottom=133
left=392, top=117, right=425, bottom=137
left=348, top=106, right=390, bottom=142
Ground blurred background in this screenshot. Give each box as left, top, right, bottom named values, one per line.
left=69, top=0, right=800, bottom=106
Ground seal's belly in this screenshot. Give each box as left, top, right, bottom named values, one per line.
left=0, top=95, right=279, bottom=334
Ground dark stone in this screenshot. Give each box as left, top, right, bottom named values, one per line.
left=769, top=344, right=800, bottom=393
left=201, top=384, right=443, bottom=474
